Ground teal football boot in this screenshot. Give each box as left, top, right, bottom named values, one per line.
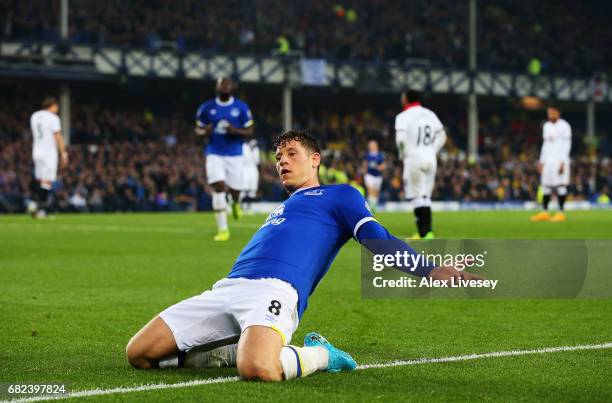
left=304, top=332, right=357, bottom=372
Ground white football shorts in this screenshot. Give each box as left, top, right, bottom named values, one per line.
left=541, top=160, right=570, bottom=187
left=364, top=174, right=383, bottom=192
left=403, top=158, right=437, bottom=199
left=206, top=154, right=244, bottom=190
left=33, top=153, right=58, bottom=182
left=242, top=167, right=259, bottom=196
left=159, top=277, right=299, bottom=352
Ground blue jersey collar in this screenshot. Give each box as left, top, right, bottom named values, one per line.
left=291, top=184, right=321, bottom=197
left=215, top=96, right=235, bottom=106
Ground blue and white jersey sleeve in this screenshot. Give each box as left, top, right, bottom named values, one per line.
left=333, top=185, right=377, bottom=240
left=195, top=102, right=211, bottom=128
left=239, top=102, right=254, bottom=128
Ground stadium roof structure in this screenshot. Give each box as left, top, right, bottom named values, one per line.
left=1, top=41, right=610, bottom=103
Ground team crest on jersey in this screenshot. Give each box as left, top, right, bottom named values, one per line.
left=210, top=109, right=217, bottom=115
left=230, top=108, right=240, bottom=117
left=304, top=189, right=324, bottom=196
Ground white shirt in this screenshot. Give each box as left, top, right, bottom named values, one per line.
left=30, top=110, right=61, bottom=158
left=395, top=104, right=446, bottom=161
left=539, top=118, right=571, bottom=164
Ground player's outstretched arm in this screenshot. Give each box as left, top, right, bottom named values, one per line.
left=357, top=220, right=483, bottom=281
left=338, top=185, right=481, bottom=280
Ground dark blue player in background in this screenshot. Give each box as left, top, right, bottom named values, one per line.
left=126, top=130, right=481, bottom=381
left=363, top=139, right=385, bottom=212
left=195, top=77, right=254, bottom=241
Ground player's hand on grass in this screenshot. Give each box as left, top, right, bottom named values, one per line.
left=428, top=266, right=484, bottom=281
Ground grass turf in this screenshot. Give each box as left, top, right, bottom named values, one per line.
left=0, top=210, right=611, bottom=402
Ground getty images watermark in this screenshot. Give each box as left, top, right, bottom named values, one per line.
left=361, top=239, right=612, bottom=299
left=371, top=249, right=498, bottom=290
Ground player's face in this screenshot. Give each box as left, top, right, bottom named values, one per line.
left=275, top=140, right=320, bottom=192
left=547, top=107, right=560, bottom=122
left=216, top=78, right=233, bottom=96
left=368, top=140, right=378, bottom=152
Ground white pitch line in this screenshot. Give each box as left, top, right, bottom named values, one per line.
left=4, top=342, right=611, bottom=403
left=356, top=342, right=612, bottom=369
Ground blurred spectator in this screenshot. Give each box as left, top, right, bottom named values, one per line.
left=1, top=95, right=609, bottom=212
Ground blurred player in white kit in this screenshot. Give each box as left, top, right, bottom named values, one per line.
left=28, top=96, right=68, bottom=218
left=395, top=90, right=446, bottom=239
left=241, top=139, right=260, bottom=214
left=531, top=105, right=572, bottom=222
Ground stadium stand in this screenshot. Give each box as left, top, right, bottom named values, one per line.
left=3, top=0, right=611, bottom=74
left=0, top=81, right=609, bottom=213
left=1, top=1, right=610, bottom=213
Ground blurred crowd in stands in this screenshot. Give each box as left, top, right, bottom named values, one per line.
left=1, top=89, right=610, bottom=213
left=2, top=0, right=611, bottom=75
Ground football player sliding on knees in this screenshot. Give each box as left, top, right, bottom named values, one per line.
left=126, top=130, right=482, bottom=382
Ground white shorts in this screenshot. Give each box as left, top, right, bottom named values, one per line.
left=403, top=159, right=436, bottom=199
left=541, top=160, right=570, bottom=187
left=242, top=167, right=259, bottom=196
left=33, top=154, right=58, bottom=182
left=364, top=174, right=383, bottom=192
left=159, top=277, right=299, bottom=352
left=206, top=154, right=244, bottom=190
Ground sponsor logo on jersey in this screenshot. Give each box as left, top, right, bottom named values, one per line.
left=215, top=119, right=229, bottom=134
left=304, top=189, right=324, bottom=196
left=210, top=109, right=217, bottom=115
left=261, top=203, right=286, bottom=228
left=264, top=314, right=279, bottom=324
left=268, top=204, right=285, bottom=219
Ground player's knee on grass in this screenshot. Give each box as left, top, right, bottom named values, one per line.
left=237, top=358, right=283, bottom=382
left=236, top=326, right=284, bottom=382
left=126, top=316, right=178, bottom=370
left=125, top=340, right=154, bottom=370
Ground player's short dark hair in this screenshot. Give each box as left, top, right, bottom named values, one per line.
left=402, top=90, right=421, bottom=103
left=273, top=130, right=321, bottom=154
left=547, top=103, right=560, bottom=111
left=42, top=96, right=58, bottom=109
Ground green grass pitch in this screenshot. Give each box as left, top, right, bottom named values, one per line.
left=1, top=210, right=611, bottom=402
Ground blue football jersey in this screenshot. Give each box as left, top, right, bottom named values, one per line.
left=227, top=184, right=375, bottom=318
left=366, top=152, right=384, bottom=177
left=195, top=96, right=253, bottom=156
